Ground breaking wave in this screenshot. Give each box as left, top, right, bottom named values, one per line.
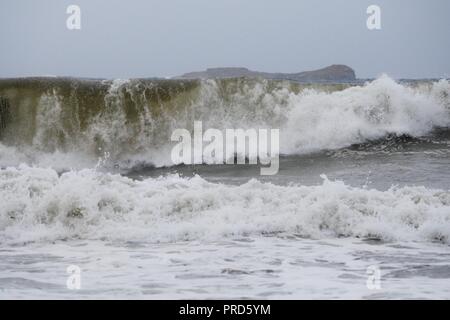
left=1, top=165, right=449, bottom=244
left=0, top=76, right=449, bottom=170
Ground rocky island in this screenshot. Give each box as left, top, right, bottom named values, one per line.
left=175, top=64, right=356, bottom=82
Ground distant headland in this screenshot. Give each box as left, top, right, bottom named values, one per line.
left=174, top=64, right=356, bottom=82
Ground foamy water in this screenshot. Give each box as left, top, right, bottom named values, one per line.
left=1, top=237, right=450, bottom=299
left=1, top=166, right=449, bottom=245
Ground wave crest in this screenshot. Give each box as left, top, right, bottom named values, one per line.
left=0, top=76, right=449, bottom=169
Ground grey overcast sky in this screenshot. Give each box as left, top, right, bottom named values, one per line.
left=0, top=0, right=449, bottom=79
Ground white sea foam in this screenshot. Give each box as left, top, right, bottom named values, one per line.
left=281, top=76, right=450, bottom=153
left=1, top=165, right=449, bottom=244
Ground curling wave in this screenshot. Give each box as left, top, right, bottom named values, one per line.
left=0, top=75, right=449, bottom=170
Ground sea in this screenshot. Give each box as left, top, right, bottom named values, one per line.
left=0, top=75, right=449, bottom=299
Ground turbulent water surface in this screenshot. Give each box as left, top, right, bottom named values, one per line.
left=0, top=76, right=449, bottom=299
